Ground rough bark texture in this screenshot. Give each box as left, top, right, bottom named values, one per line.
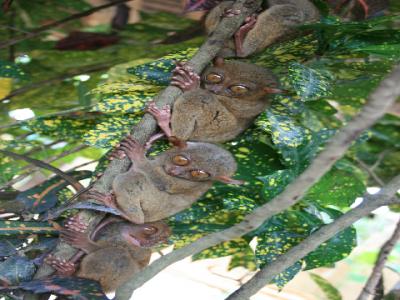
left=114, top=63, right=400, bottom=299
left=33, top=0, right=262, bottom=281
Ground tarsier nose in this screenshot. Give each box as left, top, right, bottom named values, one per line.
left=166, top=166, right=183, bottom=176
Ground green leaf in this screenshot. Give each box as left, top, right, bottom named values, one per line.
left=0, top=220, right=58, bottom=236
left=305, top=163, right=366, bottom=208
left=0, top=237, right=25, bottom=257
left=0, top=256, right=36, bottom=285
left=309, top=273, right=342, bottom=300
left=0, top=60, right=27, bottom=79
left=304, top=208, right=357, bottom=269
left=127, top=48, right=198, bottom=85
left=287, top=62, right=332, bottom=101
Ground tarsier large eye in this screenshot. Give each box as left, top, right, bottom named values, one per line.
left=172, top=155, right=190, bottom=166
left=190, top=170, right=210, bottom=179
left=229, top=84, right=249, bottom=95
left=205, top=73, right=223, bottom=83
left=143, top=226, right=157, bottom=235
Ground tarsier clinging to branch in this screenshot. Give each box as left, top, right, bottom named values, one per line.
left=147, top=58, right=284, bottom=143
left=45, top=216, right=170, bottom=292
left=205, top=0, right=320, bottom=57
left=84, top=135, right=241, bottom=224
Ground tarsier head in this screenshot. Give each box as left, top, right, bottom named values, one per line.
left=202, top=57, right=284, bottom=101
left=160, top=140, right=242, bottom=185
left=121, top=221, right=171, bottom=248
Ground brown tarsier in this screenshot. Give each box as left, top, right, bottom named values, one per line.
left=45, top=216, right=170, bottom=292
left=205, top=0, right=320, bottom=57
left=82, top=135, right=240, bottom=224
left=147, top=58, right=284, bottom=143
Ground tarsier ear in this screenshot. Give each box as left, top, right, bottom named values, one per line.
left=215, top=175, right=245, bottom=185
left=169, top=136, right=187, bottom=149
left=263, top=87, right=289, bottom=94
left=213, top=57, right=225, bottom=67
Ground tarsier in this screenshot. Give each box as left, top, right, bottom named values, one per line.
left=45, top=216, right=170, bottom=292
left=84, top=135, right=241, bottom=224
left=147, top=58, right=283, bottom=143
left=205, top=0, right=320, bottom=57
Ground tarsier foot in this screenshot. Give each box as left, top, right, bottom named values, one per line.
left=147, top=102, right=172, bottom=137
left=64, top=215, right=88, bottom=233
left=86, top=190, right=118, bottom=209
left=118, top=136, right=146, bottom=162
left=44, top=255, right=76, bottom=276
left=235, top=14, right=257, bottom=57
left=171, top=62, right=200, bottom=92
left=60, top=216, right=91, bottom=250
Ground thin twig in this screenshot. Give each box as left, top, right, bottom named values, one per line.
left=0, top=144, right=87, bottom=189
left=114, top=63, right=400, bottom=298
left=0, top=149, right=84, bottom=191
left=226, top=176, right=400, bottom=300
left=356, top=218, right=400, bottom=300
left=0, top=62, right=114, bottom=102
left=32, top=0, right=264, bottom=291
left=0, top=0, right=132, bottom=49
left=355, top=157, right=385, bottom=186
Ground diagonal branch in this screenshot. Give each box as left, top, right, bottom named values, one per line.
left=33, top=0, right=263, bottom=283
left=0, top=0, right=131, bottom=49
left=356, top=217, right=400, bottom=300
left=114, top=63, right=400, bottom=299
left=227, top=175, right=400, bottom=299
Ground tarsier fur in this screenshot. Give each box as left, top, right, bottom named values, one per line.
left=45, top=216, right=170, bottom=292
left=205, top=0, right=320, bottom=57
left=86, top=136, right=239, bottom=224
left=148, top=58, right=282, bottom=143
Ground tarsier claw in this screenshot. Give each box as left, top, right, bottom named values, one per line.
left=44, top=255, right=76, bottom=276
left=170, top=62, right=200, bottom=92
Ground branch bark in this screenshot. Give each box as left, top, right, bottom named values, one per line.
left=227, top=175, right=400, bottom=299
left=33, top=0, right=263, bottom=282
left=114, top=63, right=400, bottom=299
left=0, top=0, right=131, bottom=49
left=356, top=218, right=400, bottom=300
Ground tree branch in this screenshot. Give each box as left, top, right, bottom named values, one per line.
left=226, top=175, right=400, bottom=299
left=356, top=218, right=400, bottom=300
left=0, top=149, right=84, bottom=192
left=0, top=0, right=131, bottom=49
left=114, top=63, right=400, bottom=298
left=33, top=0, right=263, bottom=283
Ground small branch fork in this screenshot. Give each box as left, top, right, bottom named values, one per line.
left=33, top=0, right=263, bottom=283
left=0, top=0, right=132, bottom=49
left=227, top=175, right=400, bottom=300
left=356, top=217, right=400, bottom=300
left=114, top=64, right=400, bottom=300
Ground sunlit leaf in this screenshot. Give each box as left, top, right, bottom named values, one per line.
left=309, top=273, right=342, bottom=300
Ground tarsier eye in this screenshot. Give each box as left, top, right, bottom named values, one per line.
left=205, top=73, right=223, bottom=83
left=229, top=84, right=249, bottom=95
left=172, top=155, right=190, bottom=166
left=143, top=226, right=157, bottom=235
left=190, top=170, right=210, bottom=179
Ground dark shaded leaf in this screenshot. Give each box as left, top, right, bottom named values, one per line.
left=0, top=256, right=36, bottom=285
left=0, top=237, right=25, bottom=257
left=0, top=60, right=27, bottom=79
left=19, top=276, right=107, bottom=300
left=184, top=0, right=222, bottom=12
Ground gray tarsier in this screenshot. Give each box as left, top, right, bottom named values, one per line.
left=147, top=58, right=284, bottom=143
left=85, top=135, right=242, bottom=224
left=205, top=0, right=320, bottom=57
left=45, top=216, right=171, bottom=292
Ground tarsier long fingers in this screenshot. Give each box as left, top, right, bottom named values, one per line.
left=44, top=255, right=76, bottom=276
left=171, top=62, right=200, bottom=92
left=85, top=190, right=118, bottom=210
left=235, top=14, right=258, bottom=57
left=147, top=102, right=172, bottom=137
left=118, top=136, right=145, bottom=162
